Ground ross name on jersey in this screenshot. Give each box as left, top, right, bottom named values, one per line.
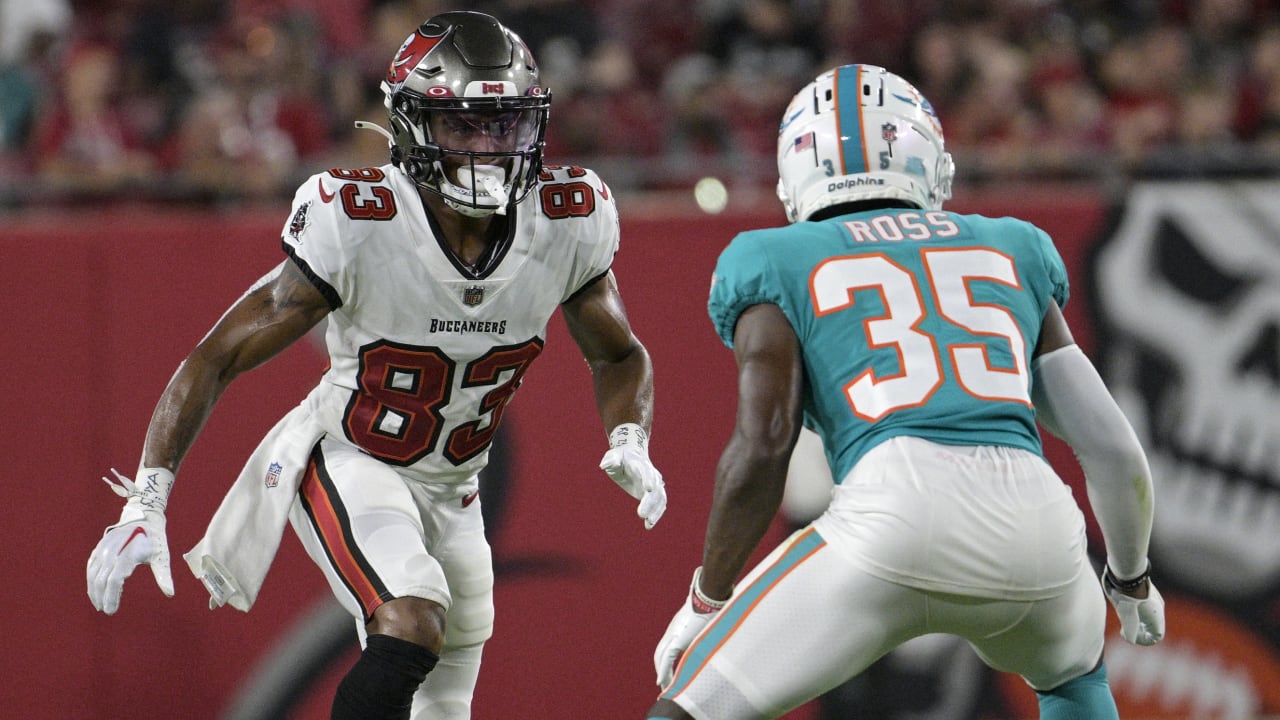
left=429, top=318, right=508, bottom=334
left=842, top=211, right=959, bottom=244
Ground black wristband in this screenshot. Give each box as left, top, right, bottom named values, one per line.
left=1104, top=562, right=1151, bottom=592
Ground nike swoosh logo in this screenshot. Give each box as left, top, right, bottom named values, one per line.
left=119, top=526, right=147, bottom=554
left=317, top=177, right=335, bottom=204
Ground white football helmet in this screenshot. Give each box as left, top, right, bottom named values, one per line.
left=776, top=65, right=954, bottom=222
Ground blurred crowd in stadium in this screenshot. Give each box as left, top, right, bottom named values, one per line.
left=3, top=0, right=1280, bottom=206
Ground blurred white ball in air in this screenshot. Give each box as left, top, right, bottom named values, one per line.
left=694, top=177, right=728, bottom=214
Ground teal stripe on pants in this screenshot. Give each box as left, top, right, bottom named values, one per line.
left=663, top=528, right=827, bottom=698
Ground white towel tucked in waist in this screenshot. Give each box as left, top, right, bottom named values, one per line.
left=183, top=400, right=326, bottom=611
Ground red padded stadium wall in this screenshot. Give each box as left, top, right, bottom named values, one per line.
left=0, top=188, right=1129, bottom=719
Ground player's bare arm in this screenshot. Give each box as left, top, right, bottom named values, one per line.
left=561, top=269, right=654, bottom=431
left=699, top=303, right=804, bottom=601
left=88, top=259, right=331, bottom=615
left=563, top=269, right=667, bottom=529
left=1033, top=301, right=1076, bottom=360
left=648, top=302, right=802, bottom=694
left=142, top=259, right=332, bottom=473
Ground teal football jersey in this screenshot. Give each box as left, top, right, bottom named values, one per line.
left=708, top=208, right=1069, bottom=484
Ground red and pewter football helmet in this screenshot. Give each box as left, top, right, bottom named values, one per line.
left=360, top=11, right=551, bottom=216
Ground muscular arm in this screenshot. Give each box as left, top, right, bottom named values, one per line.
left=141, top=259, right=332, bottom=472
left=561, top=271, right=654, bottom=433
left=1033, top=300, right=1076, bottom=359
left=699, top=303, right=804, bottom=601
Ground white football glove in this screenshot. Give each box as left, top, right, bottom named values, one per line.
left=655, top=567, right=727, bottom=689
left=599, top=423, right=667, bottom=529
left=1102, top=565, right=1165, bottom=646
left=87, top=467, right=176, bottom=614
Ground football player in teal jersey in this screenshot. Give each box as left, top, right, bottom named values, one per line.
left=647, top=65, right=1164, bottom=720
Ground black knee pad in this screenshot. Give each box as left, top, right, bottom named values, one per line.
left=332, top=634, right=440, bottom=720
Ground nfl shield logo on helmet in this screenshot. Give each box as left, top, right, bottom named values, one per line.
left=463, top=285, right=485, bottom=306
left=881, top=122, right=898, bottom=157
left=265, top=462, right=282, bottom=488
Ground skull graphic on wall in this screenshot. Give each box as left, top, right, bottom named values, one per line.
left=1093, top=181, right=1280, bottom=599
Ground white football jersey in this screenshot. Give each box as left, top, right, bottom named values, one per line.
left=279, top=162, right=619, bottom=486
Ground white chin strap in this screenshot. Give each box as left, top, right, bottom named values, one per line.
left=444, top=165, right=510, bottom=217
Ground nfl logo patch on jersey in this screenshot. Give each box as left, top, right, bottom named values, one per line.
left=463, top=285, right=485, bottom=306
left=265, top=461, right=282, bottom=488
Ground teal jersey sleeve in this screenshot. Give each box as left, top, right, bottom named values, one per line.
left=1032, top=223, right=1070, bottom=310
left=961, top=214, right=1070, bottom=333
left=708, top=231, right=783, bottom=348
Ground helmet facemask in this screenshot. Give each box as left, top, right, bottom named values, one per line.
left=388, top=90, right=549, bottom=216
left=362, top=11, right=551, bottom=217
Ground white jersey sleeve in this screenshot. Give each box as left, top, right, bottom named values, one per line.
left=280, top=169, right=389, bottom=311
left=535, top=165, right=620, bottom=302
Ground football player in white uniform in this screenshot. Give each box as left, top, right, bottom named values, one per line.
left=86, top=11, right=666, bottom=720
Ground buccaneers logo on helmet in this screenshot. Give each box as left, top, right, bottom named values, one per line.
left=387, top=27, right=445, bottom=87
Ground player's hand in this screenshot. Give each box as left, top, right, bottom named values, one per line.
left=87, top=468, right=176, bottom=614
left=655, top=567, right=727, bottom=689
left=1102, top=566, right=1165, bottom=646
left=600, top=423, right=667, bottom=529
